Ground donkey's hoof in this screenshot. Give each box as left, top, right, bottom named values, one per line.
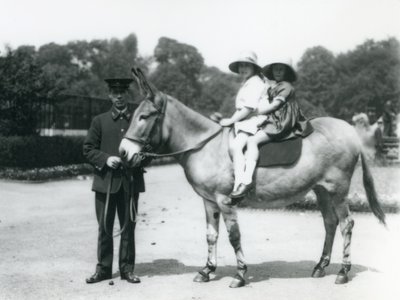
left=335, top=273, right=348, bottom=284
left=311, top=267, right=326, bottom=278
left=193, top=271, right=209, bottom=283
left=229, top=275, right=245, bottom=288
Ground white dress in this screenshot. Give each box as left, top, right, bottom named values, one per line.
left=234, top=76, right=269, bottom=135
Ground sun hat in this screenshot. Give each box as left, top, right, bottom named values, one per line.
left=228, top=51, right=262, bottom=74
left=262, top=58, right=297, bottom=82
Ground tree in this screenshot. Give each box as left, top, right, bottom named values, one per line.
left=0, top=46, right=53, bottom=135
left=150, top=37, right=204, bottom=107
left=296, top=46, right=336, bottom=114
left=296, top=38, right=400, bottom=121
left=37, top=42, right=81, bottom=97
left=37, top=34, right=140, bottom=98
left=332, top=38, right=400, bottom=120
left=198, top=66, right=240, bottom=116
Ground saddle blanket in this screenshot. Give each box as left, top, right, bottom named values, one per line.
left=258, top=137, right=302, bottom=167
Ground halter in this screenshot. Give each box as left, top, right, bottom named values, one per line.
left=124, top=93, right=222, bottom=161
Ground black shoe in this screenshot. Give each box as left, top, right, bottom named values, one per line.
left=86, top=272, right=112, bottom=284
left=121, top=271, right=141, bottom=283
left=229, top=182, right=254, bottom=199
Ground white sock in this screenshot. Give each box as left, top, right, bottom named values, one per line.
left=234, top=168, right=244, bottom=190
left=233, top=158, right=245, bottom=190
left=242, top=159, right=257, bottom=185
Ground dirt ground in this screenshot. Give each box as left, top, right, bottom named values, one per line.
left=1, top=164, right=400, bottom=300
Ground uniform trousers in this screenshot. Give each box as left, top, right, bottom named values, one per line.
left=95, top=186, right=139, bottom=274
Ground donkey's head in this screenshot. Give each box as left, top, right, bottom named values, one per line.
left=119, top=67, right=167, bottom=167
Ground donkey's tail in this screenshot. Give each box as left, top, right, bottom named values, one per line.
left=360, top=151, right=386, bottom=226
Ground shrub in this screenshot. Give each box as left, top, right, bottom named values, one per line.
left=0, top=164, right=93, bottom=181
left=0, top=136, right=86, bottom=168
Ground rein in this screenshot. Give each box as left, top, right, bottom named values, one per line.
left=104, top=167, right=138, bottom=238
left=140, top=128, right=222, bottom=159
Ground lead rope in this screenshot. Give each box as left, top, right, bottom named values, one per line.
left=129, top=171, right=138, bottom=223
left=104, top=169, right=137, bottom=238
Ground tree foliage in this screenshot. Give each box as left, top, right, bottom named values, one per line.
left=296, top=46, right=336, bottom=114
left=0, top=46, right=53, bottom=135
left=0, top=34, right=140, bottom=135
left=332, top=38, right=400, bottom=120
left=150, top=37, right=204, bottom=107
left=1, top=34, right=398, bottom=136
left=296, top=38, right=400, bottom=121
left=37, top=33, right=139, bottom=97
left=198, top=66, right=240, bottom=116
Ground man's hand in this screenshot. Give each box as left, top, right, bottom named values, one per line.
left=219, top=118, right=233, bottom=127
left=106, top=156, right=122, bottom=169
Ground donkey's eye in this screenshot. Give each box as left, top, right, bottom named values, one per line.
left=139, top=114, right=150, bottom=121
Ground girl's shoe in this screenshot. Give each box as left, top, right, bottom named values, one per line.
left=230, top=182, right=254, bottom=198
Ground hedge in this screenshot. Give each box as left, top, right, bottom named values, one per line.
left=0, top=136, right=86, bottom=168
left=0, top=164, right=93, bottom=181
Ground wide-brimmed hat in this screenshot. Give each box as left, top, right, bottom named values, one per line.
left=262, top=58, right=297, bottom=82
left=229, top=51, right=262, bottom=74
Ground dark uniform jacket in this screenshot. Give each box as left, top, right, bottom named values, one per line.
left=83, top=106, right=145, bottom=194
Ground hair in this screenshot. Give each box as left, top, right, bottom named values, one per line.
left=255, top=70, right=264, bottom=80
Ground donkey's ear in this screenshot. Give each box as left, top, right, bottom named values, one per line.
left=131, top=67, right=139, bottom=78
left=137, top=68, right=157, bottom=101
left=131, top=67, right=144, bottom=96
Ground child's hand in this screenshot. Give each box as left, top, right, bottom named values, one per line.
left=219, top=118, right=233, bottom=127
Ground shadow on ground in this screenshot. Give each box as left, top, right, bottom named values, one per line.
left=127, top=259, right=373, bottom=284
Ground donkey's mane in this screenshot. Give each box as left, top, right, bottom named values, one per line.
left=162, top=93, right=221, bottom=133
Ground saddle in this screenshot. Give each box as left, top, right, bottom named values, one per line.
left=228, top=130, right=307, bottom=168
left=258, top=138, right=302, bottom=167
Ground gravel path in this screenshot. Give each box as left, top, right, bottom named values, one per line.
left=1, top=164, right=399, bottom=300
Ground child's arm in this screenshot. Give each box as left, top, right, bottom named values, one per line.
left=257, top=82, right=293, bottom=115
left=257, top=97, right=283, bottom=115
left=219, top=107, right=253, bottom=127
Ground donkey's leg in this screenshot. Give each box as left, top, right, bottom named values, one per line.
left=312, top=186, right=339, bottom=278
left=220, top=202, right=246, bottom=288
left=194, top=199, right=220, bottom=283
left=333, top=201, right=354, bottom=284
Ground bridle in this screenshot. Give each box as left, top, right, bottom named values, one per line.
left=125, top=66, right=222, bottom=160
left=124, top=93, right=223, bottom=161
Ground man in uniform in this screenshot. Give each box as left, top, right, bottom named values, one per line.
left=83, top=78, right=145, bottom=284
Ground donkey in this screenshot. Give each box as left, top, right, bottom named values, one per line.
left=119, top=68, right=386, bottom=288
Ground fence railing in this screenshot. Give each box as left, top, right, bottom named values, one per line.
left=38, top=95, right=111, bottom=135
left=382, top=136, right=399, bottom=163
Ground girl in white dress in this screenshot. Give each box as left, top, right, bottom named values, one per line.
left=219, top=51, right=268, bottom=203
